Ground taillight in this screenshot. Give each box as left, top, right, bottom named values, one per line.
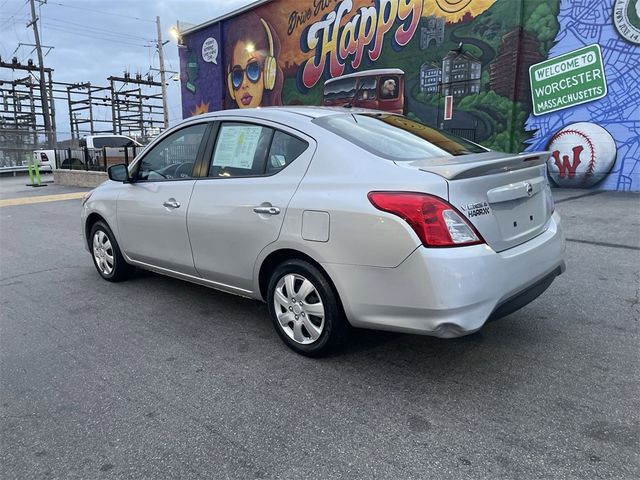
left=367, top=192, right=485, bottom=248
left=40, top=152, right=48, bottom=162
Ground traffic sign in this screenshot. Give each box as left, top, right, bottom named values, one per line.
left=529, top=44, right=607, bottom=116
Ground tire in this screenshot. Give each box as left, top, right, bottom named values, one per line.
left=267, top=259, right=349, bottom=357
left=89, top=221, right=134, bottom=282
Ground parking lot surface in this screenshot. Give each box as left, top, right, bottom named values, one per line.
left=1, top=176, right=639, bottom=479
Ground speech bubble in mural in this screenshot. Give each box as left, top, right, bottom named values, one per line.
left=546, top=122, right=617, bottom=188
left=202, top=37, right=219, bottom=64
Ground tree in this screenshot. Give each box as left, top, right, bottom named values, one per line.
left=524, top=2, right=560, bottom=53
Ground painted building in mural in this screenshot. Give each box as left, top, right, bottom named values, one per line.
left=179, top=0, right=640, bottom=191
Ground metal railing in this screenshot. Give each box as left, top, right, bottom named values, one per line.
left=446, top=127, right=477, bottom=142
left=55, top=146, right=140, bottom=171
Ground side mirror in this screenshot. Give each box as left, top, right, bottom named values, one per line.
left=108, top=164, right=130, bottom=183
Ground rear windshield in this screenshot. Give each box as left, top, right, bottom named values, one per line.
left=312, top=113, right=487, bottom=160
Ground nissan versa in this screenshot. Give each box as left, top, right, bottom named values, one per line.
left=82, top=107, right=566, bottom=356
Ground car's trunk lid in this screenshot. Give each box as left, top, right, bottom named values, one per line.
left=397, top=151, right=554, bottom=252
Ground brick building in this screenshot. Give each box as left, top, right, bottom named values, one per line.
left=490, top=28, right=543, bottom=105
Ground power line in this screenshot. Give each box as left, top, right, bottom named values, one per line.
left=48, top=1, right=155, bottom=23
left=44, top=16, right=153, bottom=42
left=0, top=0, right=29, bottom=29
left=42, top=24, right=154, bottom=48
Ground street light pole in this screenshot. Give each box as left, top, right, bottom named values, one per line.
left=156, top=15, right=169, bottom=130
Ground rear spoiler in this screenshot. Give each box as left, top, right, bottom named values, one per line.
left=404, top=151, right=550, bottom=180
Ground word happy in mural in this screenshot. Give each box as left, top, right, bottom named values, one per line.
left=299, top=0, right=423, bottom=89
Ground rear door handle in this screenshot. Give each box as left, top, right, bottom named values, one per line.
left=253, top=205, right=280, bottom=215
left=163, top=199, right=181, bottom=209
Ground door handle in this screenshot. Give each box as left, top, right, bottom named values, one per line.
left=253, top=205, right=280, bottom=215
left=163, top=199, right=181, bottom=209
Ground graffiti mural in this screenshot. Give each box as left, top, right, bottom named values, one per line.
left=179, top=0, right=640, bottom=191
left=179, top=22, right=224, bottom=117
left=525, top=0, right=640, bottom=191
left=224, top=13, right=284, bottom=108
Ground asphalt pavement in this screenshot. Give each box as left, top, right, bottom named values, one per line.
left=1, top=175, right=638, bottom=479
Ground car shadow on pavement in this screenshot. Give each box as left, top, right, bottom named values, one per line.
left=127, top=268, right=545, bottom=372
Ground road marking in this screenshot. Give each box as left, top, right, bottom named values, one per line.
left=566, top=237, right=640, bottom=251
left=0, top=192, right=86, bottom=207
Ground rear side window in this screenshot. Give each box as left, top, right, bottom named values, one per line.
left=209, top=123, right=273, bottom=177
left=313, top=114, right=487, bottom=160
left=93, top=137, right=136, bottom=148
left=267, top=131, right=308, bottom=174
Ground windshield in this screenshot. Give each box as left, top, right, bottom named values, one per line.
left=313, top=113, right=488, bottom=160
left=323, top=78, right=356, bottom=101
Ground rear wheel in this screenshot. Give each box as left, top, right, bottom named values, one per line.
left=267, top=259, right=349, bottom=357
left=89, top=221, right=134, bottom=282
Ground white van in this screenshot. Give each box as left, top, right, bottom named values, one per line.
left=34, top=135, right=143, bottom=170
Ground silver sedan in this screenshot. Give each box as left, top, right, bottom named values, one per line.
left=82, top=107, right=566, bottom=356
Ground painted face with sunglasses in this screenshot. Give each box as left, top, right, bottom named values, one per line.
left=230, top=41, right=266, bottom=108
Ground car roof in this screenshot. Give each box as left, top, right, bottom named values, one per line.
left=195, top=105, right=386, bottom=122
left=323, top=68, right=405, bottom=84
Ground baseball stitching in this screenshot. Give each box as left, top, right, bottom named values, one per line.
left=549, top=128, right=596, bottom=184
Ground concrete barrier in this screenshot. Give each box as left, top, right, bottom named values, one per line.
left=53, top=169, right=108, bottom=188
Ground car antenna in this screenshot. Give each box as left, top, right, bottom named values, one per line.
left=344, top=80, right=365, bottom=109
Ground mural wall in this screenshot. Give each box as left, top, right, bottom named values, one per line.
left=179, top=0, right=640, bottom=191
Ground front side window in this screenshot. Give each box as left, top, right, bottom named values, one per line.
left=379, top=76, right=399, bottom=99
left=209, top=123, right=273, bottom=177
left=313, top=113, right=487, bottom=160
left=136, top=123, right=207, bottom=181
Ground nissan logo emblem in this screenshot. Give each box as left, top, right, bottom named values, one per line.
left=525, top=182, right=533, bottom=197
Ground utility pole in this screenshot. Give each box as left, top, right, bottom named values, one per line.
left=156, top=16, right=169, bottom=130
left=28, top=0, right=54, bottom=146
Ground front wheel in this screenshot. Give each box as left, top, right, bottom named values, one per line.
left=267, top=259, right=349, bottom=357
left=89, top=221, right=134, bottom=282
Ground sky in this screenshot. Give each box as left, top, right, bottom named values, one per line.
left=0, top=0, right=255, bottom=140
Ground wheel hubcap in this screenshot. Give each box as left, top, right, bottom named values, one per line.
left=92, top=230, right=114, bottom=275
left=273, top=273, right=325, bottom=345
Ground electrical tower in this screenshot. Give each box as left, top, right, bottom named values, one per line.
left=109, top=73, right=164, bottom=142
left=0, top=57, right=55, bottom=168
left=28, top=0, right=54, bottom=146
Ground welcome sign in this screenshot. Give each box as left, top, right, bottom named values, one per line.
left=529, top=44, right=607, bottom=116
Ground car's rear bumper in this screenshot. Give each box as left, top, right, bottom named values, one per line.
left=322, top=212, right=565, bottom=338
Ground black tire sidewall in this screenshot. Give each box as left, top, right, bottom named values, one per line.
left=89, top=221, right=130, bottom=282
left=267, top=259, right=345, bottom=357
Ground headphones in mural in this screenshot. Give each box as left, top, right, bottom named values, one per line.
left=227, top=18, right=276, bottom=98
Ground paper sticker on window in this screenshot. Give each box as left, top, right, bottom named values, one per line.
left=213, top=125, right=263, bottom=169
